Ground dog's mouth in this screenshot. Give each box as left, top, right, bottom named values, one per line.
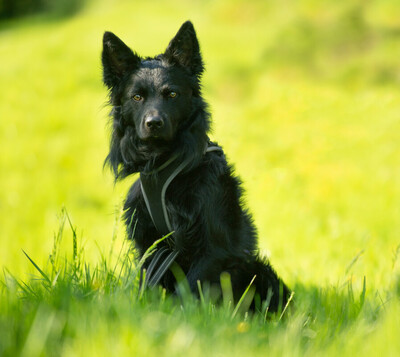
left=146, top=131, right=164, bottom=139
left=141, top=134, right=172, bottom=145
left=140, top=125, right=174, bottom=143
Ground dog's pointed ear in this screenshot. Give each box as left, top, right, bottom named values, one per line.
left=102, top=31, right=141, bottom=89
left=164, top=21, right=204, bottom=77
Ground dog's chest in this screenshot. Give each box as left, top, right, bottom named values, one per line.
left=140, top=145, right=223, bottom=238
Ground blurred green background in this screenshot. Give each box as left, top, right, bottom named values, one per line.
left=0, top=0, right=399, bottom=292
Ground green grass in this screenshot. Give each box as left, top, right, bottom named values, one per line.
left=1, top=0, right=400, bottom=355
left=1, top=208, right=398, bottom=356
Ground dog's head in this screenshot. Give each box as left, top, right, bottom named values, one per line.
left=102, top=21, right=210, bottom=178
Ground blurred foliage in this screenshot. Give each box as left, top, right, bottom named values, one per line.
left=0, top=0, right=84, bottom=20
left=263, top=1, right=400, bottom=85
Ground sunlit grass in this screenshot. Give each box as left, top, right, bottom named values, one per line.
left=1, top=209, right=398, bottom=356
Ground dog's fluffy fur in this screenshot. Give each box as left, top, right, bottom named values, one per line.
left=102, top=21, right=290, bottom=311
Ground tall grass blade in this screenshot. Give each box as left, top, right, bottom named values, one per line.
left=231, top=275, right=256, bottom=319
left=197, top=280, right=205, bottom=307
left=137, top=232, right=174, bottom=269
left=263, top=288, right=273, bottom=322
left=17, top=278, right=39, bottom=298
left=279, top=291, right=295, bottom=321
left=170, top=263, right=192, bottom=305
left=359, top=276, right=366, bottom=309
left=220, top=272, right=233, bottom=310
left=22, top=250, right=51, bottom=286
left=345, top=249, right=365, bottom=275
left=139, top=269, right=147, bottom=300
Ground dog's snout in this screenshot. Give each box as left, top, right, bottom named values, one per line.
left=145, top=116, right=164, bottom=130
left=140, top=112, right=170, bottom=140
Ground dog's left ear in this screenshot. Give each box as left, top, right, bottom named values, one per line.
left=102, top=31, right=141, bottom=90
left=164, top=21, right=204, bottom=77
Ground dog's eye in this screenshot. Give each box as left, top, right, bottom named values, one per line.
left=169, top=91, right=177, bottom=98
left=133, top=94, right=143, bottom=102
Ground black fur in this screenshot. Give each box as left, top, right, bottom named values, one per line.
left=102, top=21, right=290, bottom=312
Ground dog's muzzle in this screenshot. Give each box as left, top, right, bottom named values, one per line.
left=145, top=115, right=164, bottom=131
left=142, top=113, right=172, bottom=140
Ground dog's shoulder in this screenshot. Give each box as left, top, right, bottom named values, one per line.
left=123, top=177, right=142, bottom=207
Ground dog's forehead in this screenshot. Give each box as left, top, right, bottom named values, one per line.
left=129, top=60, right=189, bottom=89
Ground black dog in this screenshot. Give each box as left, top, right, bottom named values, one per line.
left=102, top=21, right=290, bottom=312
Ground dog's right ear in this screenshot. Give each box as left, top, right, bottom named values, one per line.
left=102, top=32, right=141, bottom=89
left=164, top=21, right=204, bottom=77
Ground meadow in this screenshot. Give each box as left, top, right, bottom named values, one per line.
left=0, top=0, right=399, bottom=355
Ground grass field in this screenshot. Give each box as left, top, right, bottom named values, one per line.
left=1, top=0, right=400, bottom=355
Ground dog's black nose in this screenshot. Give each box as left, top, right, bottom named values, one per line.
left=145, top=116, right=164, bottom=130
